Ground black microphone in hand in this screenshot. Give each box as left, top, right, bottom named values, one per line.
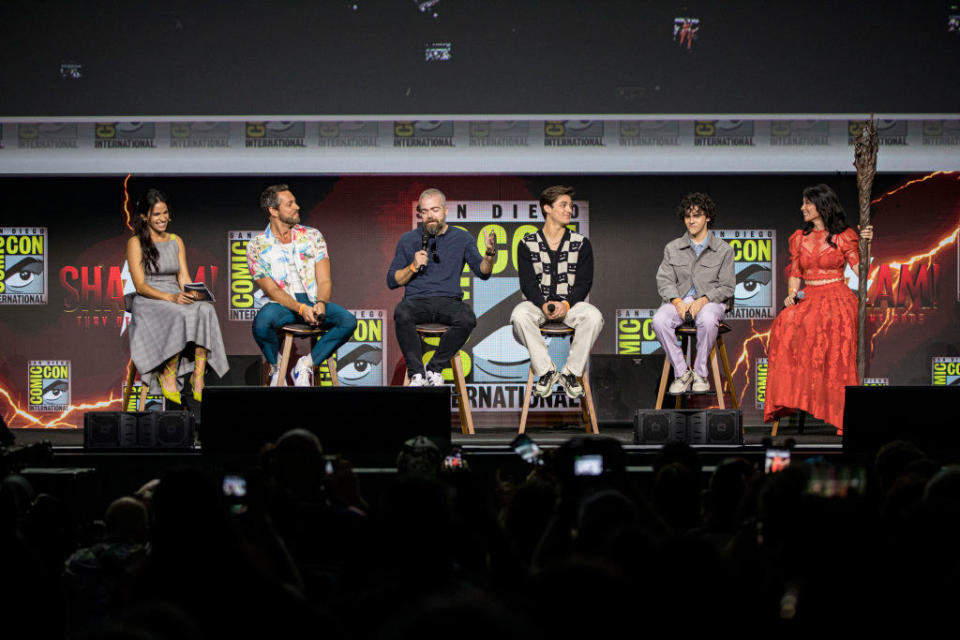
left=546, top=302, right=556, bottom=315
left=417, top=233, right=429, bottom=274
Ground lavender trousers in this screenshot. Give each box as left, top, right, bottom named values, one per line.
left=651, top=296, right=726, bottom=378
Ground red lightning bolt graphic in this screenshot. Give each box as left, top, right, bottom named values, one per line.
left=2, top=387, right=122, bottom=429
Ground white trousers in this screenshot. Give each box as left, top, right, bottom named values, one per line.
left=510, top=301, right=604, bottom=377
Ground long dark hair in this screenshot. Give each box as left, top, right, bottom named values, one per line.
left=801, top=183, right=849, bottom=248
left=132, top=189, right=170, bottom=274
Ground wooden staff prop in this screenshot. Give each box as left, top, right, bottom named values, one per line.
left=853, top=120, right=878, bottom=382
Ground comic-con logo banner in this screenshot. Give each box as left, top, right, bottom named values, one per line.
left=122, top=383, right=165, bottom=412
left=318, top=122, right=380, bottom=148
left=932, top=357, right=960, bottom=386
left=333, top=310, right=387, bottom=387
left=245, top=122, right=306, bottom=148
left=1, top=227, right=47, bottom=304
left=28, top=360, right=70, bottom=412
left=755, top=357, right=768, bottom=409
left=170, top=122, right=231, bottom=149
left=862, top=377, right=889, bottom=386
left=615, top=309, right=664, bottom=355
left=712, top=229, right=776, bottom=320
left=410, top=200, right=589, bottom=411
left=228, top=231, right=259, bottom=321
left=94, top=123, right=157, bottom=149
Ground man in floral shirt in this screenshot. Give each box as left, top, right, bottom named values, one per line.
left=247, top=184, right=357, bottom=386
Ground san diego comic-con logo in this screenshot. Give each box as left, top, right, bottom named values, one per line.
left=848, top=120, right=908, bottom=146
left=711, top=229, right=776, bottom=319
left=0, top=227, right=47, bottom=304
left=318, top=122, right=380, bottom=148
left=618, top=121, right=680, bottom=147
left=333, top=310, right=387, bottom=387
left=755, top=357, right=768, bottom=409
left=122, top=382, right=164, bottom=412
left=769, top=120, right=830, bottom=146
left=245, top=122, right=306, bottom=148
left=17, top=123, right=79, bottom=149
left=932, top=357, right=960, bottom=386
left=28, top=360, right=70, bottom=412
left=409, top=200, right=589, bottom=411
left=615, top=309, right=667, bottom=356
left=170, top=122, right=231, bottom=149
left=544, top=121, right=605, bottom=147
left=694, top=120, right=755, bottom=147
left=228, top=231, right=259, bottom=321
left=393, top=121, right=455, bottom=148
left=922, top=120, right=960, bottom=146
left=94, top=123, right=157, bottom=149
left=468, top=121, right=530, bottom=147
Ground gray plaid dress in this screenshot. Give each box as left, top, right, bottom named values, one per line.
left=128, top=238, right=228, bottom=393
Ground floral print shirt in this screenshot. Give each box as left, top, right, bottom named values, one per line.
left=246, top=224, right=327, bottom=308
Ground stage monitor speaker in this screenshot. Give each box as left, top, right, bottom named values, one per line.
left=843, top=385, right=960, bottom=457
left=634, top=409, right=742, bottom=445
left=589, top=354, right=663, bottom=426
left=201, top=386, right=452, bottom=460
left=84, top=411, right=194, bottom=449
left=207, top=355, right=263, bottom=387
left=688, top=410, right=742, bottom=445
left=84, top=412, right=138, bottom=448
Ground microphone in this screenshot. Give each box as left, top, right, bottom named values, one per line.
left=546, top=302, right=556, bottom=314
left=793, top=290, right=806, bottom=304
left=417, top=232, right=430, bottom=274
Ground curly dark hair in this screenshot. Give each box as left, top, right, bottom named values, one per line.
left=801, top=183, right=849, bottom=248
left=676, top=192, right=717, bottom=227
left=132, top=189, right=169, bottom=274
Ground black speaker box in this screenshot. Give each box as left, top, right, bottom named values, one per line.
left=843, top=385, right=960, bottom=457
left=200, top=386, right=452, bottom=460
left=634, top=409, right=742, bottom=445
left=84, top=411, right=194, bottom=449
left=589, top=354, right=663, bottom=426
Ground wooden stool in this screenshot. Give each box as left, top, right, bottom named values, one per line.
left=403, top=323, right=474, bottom=436
left=771, top=411, right=806, bottom=436
left=656, top=322, right=738, bottom=410
left=518, top=322, right=599, bottom=435
left=274, top=323, right=339, bottom=387
left=122, top=359, right=149, bottom=411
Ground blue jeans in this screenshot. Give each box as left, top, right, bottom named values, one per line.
left=252, top=294, right=357, bottom=365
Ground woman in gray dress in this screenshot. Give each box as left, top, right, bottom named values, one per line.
left=126, top=189, right=228, bottom=403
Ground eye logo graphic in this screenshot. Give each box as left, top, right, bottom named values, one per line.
left=1, top=227, right=47, bottom=304
left=712, top=229, right=776, bottom=319
left=28, top=360, right=71, bottom=412
left=333, top=310, right=387, bottom=386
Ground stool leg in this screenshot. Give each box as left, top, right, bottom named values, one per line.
left=277, top=334, right=294, bottom=387
left=403, top=370, right=410, bottom=386
left=328, top=357, right=339, bottom=387
left=139, top=381, right=149, bottom=410
left=450, top=354, right=474, bottom=435
left=771, top=418, right=779, bottom=437
left=580, top=375, right=599, bottom=435
left=656, top=355, right=671, bottom=410
left=709, top=346, right=725, bottom=409
left=676, top=334, right=689, bottom=409
left=519, top=367, right=535, bottom=434
left=717, top=336, right=738, bottom=409
left=123, top=361, right=137, bottom=411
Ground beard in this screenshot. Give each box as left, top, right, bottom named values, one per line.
left=425, top=220, right=442, bottom=235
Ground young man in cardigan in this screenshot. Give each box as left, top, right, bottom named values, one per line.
left=511, top=185, right=603, bottom=399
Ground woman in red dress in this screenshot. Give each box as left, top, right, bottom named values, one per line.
left=763, top=184, right=873, bottom=435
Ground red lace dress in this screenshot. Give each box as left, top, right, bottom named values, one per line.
left=763, top=228, right=860, bottom=433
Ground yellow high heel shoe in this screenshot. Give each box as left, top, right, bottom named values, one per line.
left=158, top=355, right=182, bottom=405
left=191, top=354, right=206, bottom=402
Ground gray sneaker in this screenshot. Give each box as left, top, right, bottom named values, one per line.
left=559, top=371, right=584, bottom=399
left=691, top=372, right=710, bottom=393
left=409, top=373, right=428, bottom=387
left=668, top=370, right=694, bottom=394
left=534, top=369, right=559, bottom=397
left=425, top=370, right=445, bottom=386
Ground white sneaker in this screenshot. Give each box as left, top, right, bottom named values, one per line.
left=691, top=372, right=710, bottom=393
left=268, top=364, right=281, bottom=387
left=425, top=370, right=445, bottom=386
left=534, top=369, right=560, bottom=398
left=668, top=370, right=694, bottom=394
left=292, top=356, right=314, bottom=387
left=409, top=373, right=427, bottom=386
